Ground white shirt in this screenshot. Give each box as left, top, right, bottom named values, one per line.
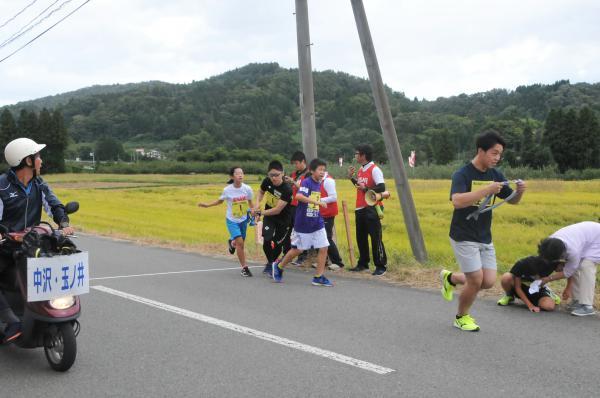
left=551, top=221, right=600, bottom=278
left=321, top=172, right=337, bottom=204
left=219, top=183, right=253, bottom=223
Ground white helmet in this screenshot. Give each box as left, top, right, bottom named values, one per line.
left=4, top=138, right=46, bottom=167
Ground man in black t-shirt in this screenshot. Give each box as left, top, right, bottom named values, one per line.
left=253, top=160, right=293, bottom=275
left=497, top=256, right=562, bottom=312
left=440, top=131, right=527, bottom=332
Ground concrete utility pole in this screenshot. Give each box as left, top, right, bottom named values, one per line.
left=350, top=0, right=428, bottom=263
left=295, top=0, right=318, bottom=160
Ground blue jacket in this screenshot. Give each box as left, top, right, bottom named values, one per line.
left=0, top=170, right=67, bottom=232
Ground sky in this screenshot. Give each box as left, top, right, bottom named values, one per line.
left=0, top=0, right=599, bottom=106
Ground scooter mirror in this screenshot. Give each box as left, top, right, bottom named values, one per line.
left=65, top=202, right=79, bottom=215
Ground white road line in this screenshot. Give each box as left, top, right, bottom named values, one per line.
left=90, top=265, right=262, bottom=281
left=92, top=285, right=395, bottom=375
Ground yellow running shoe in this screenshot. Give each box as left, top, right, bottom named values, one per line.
left=440, top=270, right=454, bottom=301
left=453, top=314, right=480, bottom=332
left=497, top=294, right=515, bottom=306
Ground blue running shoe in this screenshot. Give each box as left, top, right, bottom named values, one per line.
left=272, top=260, right=283, bottom=283
left=312, top=275, right=333, bottom=287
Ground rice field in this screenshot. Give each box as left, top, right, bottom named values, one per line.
left=45, top=174, right=600, bottom=274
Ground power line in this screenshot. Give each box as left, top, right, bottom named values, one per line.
left=0, top=0, right=64, bottom=48
left=0, top=0, right=91, bottom=64
left=0, top=0, right=39, bottom=30
left=1, top=0, right=72, bottom=50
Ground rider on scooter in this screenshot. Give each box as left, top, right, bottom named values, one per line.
left=0, top=138, right=75, bottom=343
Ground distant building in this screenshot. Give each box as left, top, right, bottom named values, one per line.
left=146, top=149, right=163, bottom=160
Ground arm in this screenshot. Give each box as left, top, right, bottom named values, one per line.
left=296, top=192, right=327, bottom=208
left=370, top=167, right=386, bottom=193
left=321, top=178, right=337, bottom=203
left=451, top=182, right=503, bottom=209
left=508, top=180, right=526, bottom=205
left=198, top=199, right=224, bottom=208
left=541, top=271, right=565, bottom=286
left=513, top=276, right=539, bottom=312
left=262, top=199, right=289, bottom=216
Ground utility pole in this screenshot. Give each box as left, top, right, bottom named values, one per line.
left=350, top=0, right=428, bottom=263
left=295, top=0, right=317, bottom=160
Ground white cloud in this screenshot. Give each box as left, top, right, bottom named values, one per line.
left=0, top=0, right=599, bottom=105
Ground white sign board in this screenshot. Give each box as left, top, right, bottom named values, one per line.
left=27, top=252, right=90, bottom=302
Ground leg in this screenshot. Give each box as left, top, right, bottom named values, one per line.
left=366, top=207, right=387, bottom=270
left=538, top=296, right=556, bottom=312
left=315, top=247, right=328, bottom=276
left=576, top=259, right=597, bottom=306
left=279, top=248, right=302, bottom=268
left=234, top=236, right=246, bottom=267
left=354, top=209, right=370, bottom=268
left=481, top=268, right=497, bottom=290
left=324, top=217, right=343, bottom=265
left=458, top=270, right=483, bottom=316
left=500, top=272, right=514, bottom=293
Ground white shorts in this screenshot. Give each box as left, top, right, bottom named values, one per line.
left=450, top=238, right=497, bottom=273
left=291, top=228, right=329, bottom=251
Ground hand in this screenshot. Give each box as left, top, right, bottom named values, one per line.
left=529, top=306, right=540, bottom=313
left=487, top=181, right=504, bottom=195
left=347, top=166, right=355, bottom=178
left=61, top=226, right=75, bottom=236
left=318, top=201, right=327, bottom=208
left=515, top=179, right=527, bottom=194
left=358, top=182, right=367, bottom=191
left=562, top=286, right=572, bottom=300
left=284, top=176, right=293, bottom=184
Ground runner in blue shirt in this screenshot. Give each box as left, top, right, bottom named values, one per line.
left=272, top=159, right=333, bottom=286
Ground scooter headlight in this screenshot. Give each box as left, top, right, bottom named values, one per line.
left=49, top=295, right=75, bottom=309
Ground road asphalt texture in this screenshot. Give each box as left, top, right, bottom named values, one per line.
left=1, top=234, right=599, bottom=397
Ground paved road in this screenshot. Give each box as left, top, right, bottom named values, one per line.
left=1, top=235, right=599, bottom=397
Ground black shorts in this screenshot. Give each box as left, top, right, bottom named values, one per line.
left=510, top=284, right=552, bottom=306
left=262, top=219, right=290, bottom=245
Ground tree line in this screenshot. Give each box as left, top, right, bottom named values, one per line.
left=0, top=108, right=68, bottom=173
left=3, top=63, right=600, bottom=172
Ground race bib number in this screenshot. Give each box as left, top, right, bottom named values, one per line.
left=306, top=191, right=321, bottom=217
left=232, top=200, right=248, bottom=218
left=264, top=191, right=279, bottom=208
left=471, top=180, right=495, bottom=207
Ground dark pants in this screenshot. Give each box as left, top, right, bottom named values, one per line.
left=262, top=219, right=290, bottom=264
left=0, top=254, right=14, bottom=311
left=355, top=207, right=387, bottom=269
left=324, top=217, right=343, bottom=265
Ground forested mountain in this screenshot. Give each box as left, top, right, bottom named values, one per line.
left=5, top=63, right=600, bottom=167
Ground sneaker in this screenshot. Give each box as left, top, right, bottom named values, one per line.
left=566, top=299, right=580, bottom=311
left=545, top=287, right=561, bottom=305
left=349, top=265, right=369, bottom=272
left=2, top=322, right=22, bottom=344
left=440, top=270, right=454, bottom=302
left=372, top=267, right=386, bottom=276
left=272, top=260, right=283, bottom=283
left=453, top=314, right=480, bottom=332
left=241, top=267, right=253, bottom=277
left=571, top=304, right=596, bottom=317
left=497, top=294, right=515, bottom=306
left=312, top=275, right=333, bottom=287
left=328, top=263, right=344, bottom=271
left=262, top=263, right=272, bottom=276
left=227, top=239, right=235, bottom=254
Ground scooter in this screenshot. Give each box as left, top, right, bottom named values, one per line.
left=0, top=201, right=89, bottom=372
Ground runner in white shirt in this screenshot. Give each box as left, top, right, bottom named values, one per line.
left=198, top=166, right=255, bottom=277
left=538, top=221, right=600, bottom=316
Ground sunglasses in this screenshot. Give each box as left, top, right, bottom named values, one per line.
left=268, top=172, right=282, bottom=178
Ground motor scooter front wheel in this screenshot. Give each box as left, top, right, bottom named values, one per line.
left=44, top=323, right=77, bottom=372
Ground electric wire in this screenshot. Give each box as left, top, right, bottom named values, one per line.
left=0, top=0, right=39, bottom=30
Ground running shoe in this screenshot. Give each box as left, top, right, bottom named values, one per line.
left=272, top=259, right=283, bottom=283
left=241, top=267, right=253, bottom=277
left=571, top=305, right=596, bottom=317
left=312, top=275, right=333, bottom=287
left=545, top=287, right=561, bottom=305
left=227, top=239, right=235, bottom=254
left=2, top=322, right=22, bottom=344
left=566, top=299, right=580, bottom=311
left=262, top=263, right=272, bottom=276
left=453, top=314, right=480, bottom=332
left=372, top=267, right=386, bottom=276
left=349, top=265, right=369, bottom=272
left=440, top=269, right=454, bottom=301
left=497, top=294, right=515, bottom=306
left=328, top=263, right=344, bottom=271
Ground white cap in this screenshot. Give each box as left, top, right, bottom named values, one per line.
left=4, top=138, right=46, bottom=167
